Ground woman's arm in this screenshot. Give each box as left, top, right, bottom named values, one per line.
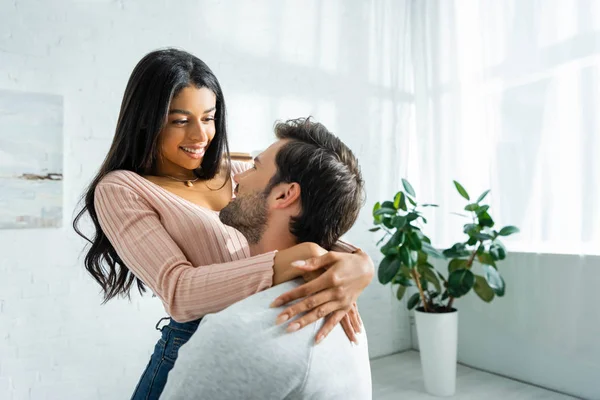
left=95, top=181, right=278, bottom=322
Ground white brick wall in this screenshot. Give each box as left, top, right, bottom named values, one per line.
left=0, top=1, right=413, bottom=398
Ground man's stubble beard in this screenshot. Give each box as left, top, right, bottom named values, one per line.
left=219, top=190, right=269, bottom=245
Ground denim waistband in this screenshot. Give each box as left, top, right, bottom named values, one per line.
left=155, top=316, right=202, bottom=334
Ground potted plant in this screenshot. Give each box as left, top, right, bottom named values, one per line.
left=371, top=179, right=519, bottom=396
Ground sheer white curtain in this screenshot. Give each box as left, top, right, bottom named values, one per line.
left=405, top=0, right=600, bottom=255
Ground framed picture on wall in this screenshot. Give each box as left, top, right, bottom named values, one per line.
left=0, top=90, right=63, bottom=229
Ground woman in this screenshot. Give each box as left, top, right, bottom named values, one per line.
left=73, top=48, right=373, bottom=399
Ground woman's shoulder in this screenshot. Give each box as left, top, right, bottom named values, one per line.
left=97, top=170, right=145, bottom=191
left=95, top=170, right=152, bottom=209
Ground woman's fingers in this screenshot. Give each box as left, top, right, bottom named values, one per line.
left=340, top=313, right=358, bottom=344
left=275, top=289, right=333, bottom=325
left=283, top=300, right=344, bottom=335
left=315, top=310, right=347, bottom=344
left=349, top=303, right=361, bottom=334
left=356, top=303, right=364, bottom=327
left=271, top=269, right=334, bottom=308
left=302, top=269, right=324, bottom=283
left=290, top=251, right=340, bottom=272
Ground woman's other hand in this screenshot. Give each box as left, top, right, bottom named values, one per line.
left=271, top=242, right=327, bottom=285
left=271, top=249, right=374, bottom=343
left=301, top=270, right=363, bottom=344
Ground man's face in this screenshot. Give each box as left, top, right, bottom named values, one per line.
left=219, top=140, right=287, bottom=244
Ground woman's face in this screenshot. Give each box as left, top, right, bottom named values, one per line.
left=156, top=86, right=217, bottom=178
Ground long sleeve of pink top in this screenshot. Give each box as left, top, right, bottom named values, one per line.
left=94, top=168, right=276, bottom=322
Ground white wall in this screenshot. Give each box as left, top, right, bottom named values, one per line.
left=0, top=1, right=413, bottom=399
left=411, top=252, right=600, bottom=400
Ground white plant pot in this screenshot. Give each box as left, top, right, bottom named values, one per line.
left=414, top=308, right=458, bottom=397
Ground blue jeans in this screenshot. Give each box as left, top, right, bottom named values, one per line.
left=130, top=317, right=201, bottom=400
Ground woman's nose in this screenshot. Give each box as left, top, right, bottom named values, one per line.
left=190, top=120, right=209, bottom=143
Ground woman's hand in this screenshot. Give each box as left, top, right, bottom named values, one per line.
left=271, top=249, right=374, bottom=344
left=271, top=242, right=327, bottom=285
left=301, top=270, right=363, bottom=344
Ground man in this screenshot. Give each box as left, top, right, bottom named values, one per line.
left=161, top=118, right=371, bottom=399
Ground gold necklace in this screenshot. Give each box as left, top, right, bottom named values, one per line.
left=163, top=175, right=200, bottom=187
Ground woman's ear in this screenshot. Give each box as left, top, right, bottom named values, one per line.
left=272, top=182, right=301, bottom=209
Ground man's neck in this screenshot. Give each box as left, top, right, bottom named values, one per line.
left=249, top=226, right=296, bottom=256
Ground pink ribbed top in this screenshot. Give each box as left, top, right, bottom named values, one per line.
left=94, top=161, right=355, bottom=322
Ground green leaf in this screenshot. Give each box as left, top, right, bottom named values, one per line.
left=473, top=274, right=495, bottom=302
left=419, top=264, right=441, bottom=293
left=490, top=241, right=506, bottom=260
left=393, top=192, right=407, bottom=211
left=421, top=242, right=445, bottom=259
left=477, top=252, right=496, bottom=268
left=374, top=207, right=397, bottom=217
left=453, top=180, right=470, bottom=200
left=396, top=285, right=407, bottom=301
left=482, top=264, right=505, bottom=296
left=372, top=201, right=381, bottom=218
left=398, top=246, right=410, bottom=266
left=498, top=226, right=520, bottom=236
left=417, top=251, right=428, bottom=265
left=441, top=291, right=449, bottom=301
left=382, top=217, right=394, bottom=229
left=448, top=258, right=469, bottom=273
left=407, top=292, right=421, bottom=310
left=465, top=203, right=479, bottom=212
left=447, top=269, right=475, bottom=297
left=407, top=196, right=417, bottom=207
left=463, top=223, right=479, bottom=235
left=381, top=231, right=403, bottom=255
left=476, top=205, right=490, bottom=216
left=420, top=277, right=428, bottom=291
left=443, top=243, right=471, bottom=258
left=476, top=189, right=491, bottom=203
left=391, top=215, right=407, bottom=229
left=395, top=275, right=412, bottom=286
left=399, top=192, right=408, bottom=211
left=378, top=256, right=401, bottom=284
left=473, top=232, right=494, bottom=241
left=405, top=249, right=418, bottom=267
left=489, top=244, right=500, bottom=260
left=478, top=212, right=495, bottom=228
left=406, top=232, right=422, bottom=251
left=393, top=192, right=402, bottom=209
left=369, top=227, right=381, bottom=232
left=382, top=201, right=396, bottom=210
left=402, top=178, right=416, bottom=197
left=406, top=212, right=419, bottom=222
left=422, top=204, right=439, bottom=207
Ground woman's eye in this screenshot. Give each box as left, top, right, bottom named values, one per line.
left=203, top=116, right=216, bottom=122
left=173, top=120, right=187, bottom=126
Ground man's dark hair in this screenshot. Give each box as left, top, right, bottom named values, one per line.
left=266, top=117, right=365, bottom=249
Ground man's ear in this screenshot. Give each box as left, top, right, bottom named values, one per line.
left=271, top=182, right=301, bottom=209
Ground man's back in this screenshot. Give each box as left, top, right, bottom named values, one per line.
left=161, top=279, right=372, bottom=399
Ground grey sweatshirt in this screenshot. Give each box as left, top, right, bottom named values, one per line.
left=161, top=279, right=372, bottom=399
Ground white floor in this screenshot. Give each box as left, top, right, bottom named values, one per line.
left=370, top=351, right=580, bottom=400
